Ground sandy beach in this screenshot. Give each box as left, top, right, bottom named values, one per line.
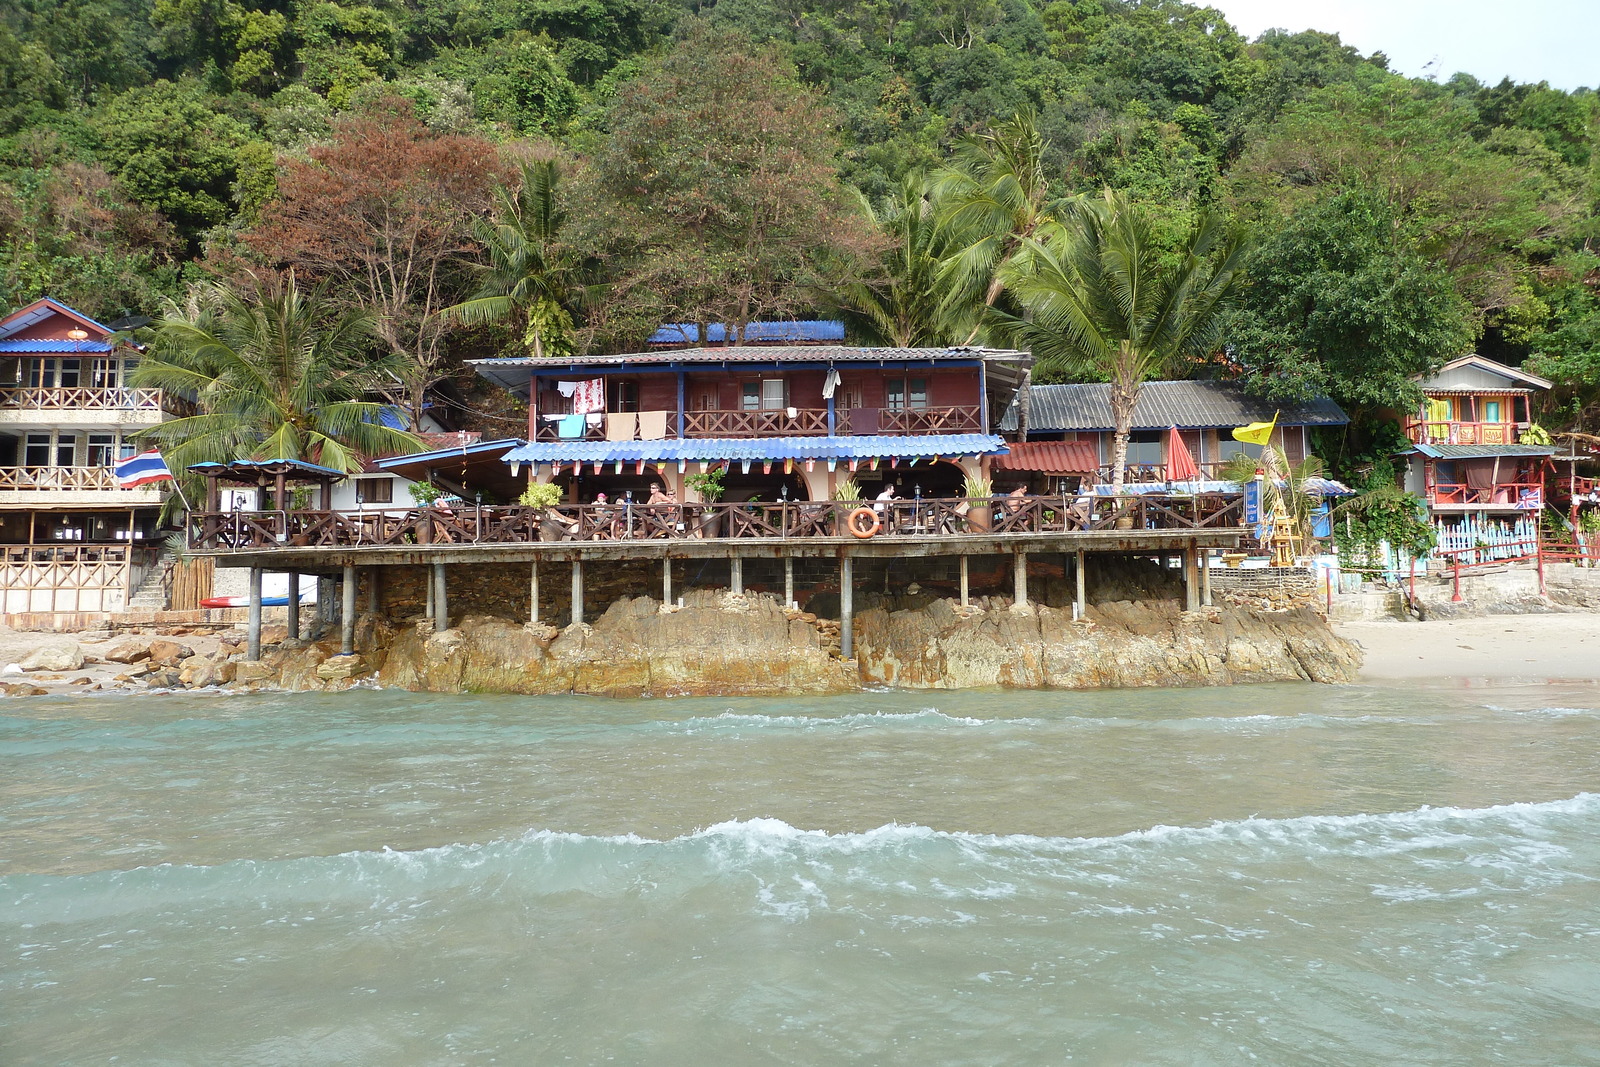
left=1335, top=613, right=1600, bottom=683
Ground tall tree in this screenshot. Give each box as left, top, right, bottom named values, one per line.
left=436, top=157, right=593, bottom=359
left=131, top=272, right=420, bottom=488
left=993, top=188, right=1247, bottom=499
left=240, top=99, right=506, bottom=425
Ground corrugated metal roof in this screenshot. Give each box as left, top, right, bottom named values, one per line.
left=999, top=380, right=1348, bottom=433
left=502, top=434, right=1006, bottom=466
left=992, top=440, right=1100, bottom=474
left=649, top=320, right=847, bottom=345
left=0, top=339, right=114, bottom=353
left=1404, top=444, right=1555, bottom=459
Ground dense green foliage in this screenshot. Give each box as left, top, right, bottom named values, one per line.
left=0, top=0, right=1595, bottom=456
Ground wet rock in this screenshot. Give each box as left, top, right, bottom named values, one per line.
left=146, top=639, right=194, bottom=667
left=316, top=654, right=365, bottom=680
left=233, top=660, right=275, bottom=683
left=1, top=681, right=49, bottom=696
left=19, top=640, right=83, bottom=673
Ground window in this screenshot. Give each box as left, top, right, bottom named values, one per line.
left=886, top=377, right=928, bottom=411
left=24, top=433, right=50, bottom=467
left=23, top=432, right=76, bottom=467
left=91, top=359, right=122, bottom=389
left=86, top=434, right=117, bottom=467
left=742, top=379, right=786, bottom=411
left=356, top=478, right=394, bottom=504
left=607, top=380, right=639, bottom=413
left=1124, top=430, right=1163, bottom=467
left=1483, top=400, right=1501, bottom=423
left=27, top=359, right=81, bottom=388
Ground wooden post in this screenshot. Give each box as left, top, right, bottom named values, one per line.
left=959, top=554, right=969, bottom=607
left=433, top=562, right=448, bottom=630
left=341, top=564, right=356, bottom=655
left=730, top=555, right=743, bottom=596
left=247, top=567, right=262, bottom=660
left=571, top=557, right=584, bottom=625
left=1013, top=549, right=1028, bottom=607
left=285, top=570, right=300, bottom=640
left=662, top=555, right=672, bottom=607
left=840, top=554, right=854, bottom=659
left=1075, top=549, right=1087, bottom=620
left=1183, top=543, right=1200, bottom=612
left=784, top=555, right=794, bottom=608
left=530, top=558, right=541, bottom=624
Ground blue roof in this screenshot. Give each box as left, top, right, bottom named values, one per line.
left=502, top=434, right=1007, bottom=466
left=0, top=339, right=114, bottom=353
left=188, top=458, right=347, bottom=477
left=648, top=320, right=846, bottom=345
left=0, top=297, right=117, bottom=342
left=1404, top=444, right=1554, bottom=460
left=374, top=438, right=523, bottom=470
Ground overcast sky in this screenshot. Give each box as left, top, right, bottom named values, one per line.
left=1205, top=0, right=1596, bottom=91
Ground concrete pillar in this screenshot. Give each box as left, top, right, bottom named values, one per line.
left=530, top=558, right=540, bottom=624
left=1075, top=549, right=1087, bottom=620
left=784, top=556, right=794, bottom=608
left=571, top=557, right=583, bottom=626
left=247, top=566, right=262, bottom=660
left=840, top=554, right=854, bottom=660
left=959, top=554, right=969, bottom=607
left=285, top=570, right=300, bottom=641
left=424, top=565, right=434, bottom=620
left=366, top=568, right=379, bottom=614
left=662, top=556, right=672, bottom=607
left=1183, top=543, right=1200, bottom=612
left=730, top=555, right=743, bottom=596
left=1013, top=550, right=1028, bottom=607
left=341, top=564, right=357, bottom=655
left=432, top=562, right=448, bottom=631
left=1202, top=549, right=1212, bottom=607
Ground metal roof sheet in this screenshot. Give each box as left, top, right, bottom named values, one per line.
left=648, top=320, right=847, bottom=345
left=0, top=339, right=114, bottom=353
left=999, top=380, right=1348, bottom=433
left=1404, top=444, right=1555, bottom=459
left=502, top=434, right=1006, bottom=466
left=992, top=440, right=1100, bottom=474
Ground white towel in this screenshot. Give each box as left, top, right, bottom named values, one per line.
left=556, top=380, right=579, bottom=397
left=786, top=406, right=798, bottom=419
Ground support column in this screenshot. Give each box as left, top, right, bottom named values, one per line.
left=366, top=568, right=380, bottom=614
left=662, top=556, right=672, bottom=607
left=247, top=567, right=262, bottom=660
left=530, top=558, right=540, bottom=624
left=1183, top=543, right=1200, bottom=613
left=1013, top=549, right=1028, bottom=607
left=432, top=562, right=448, bottom=631
left=424, top=566, right=434, bottom=620
left=784, top=556, right=794, bottom=609
left=730, top=555, right=743, bottom=596
left=1075, top=549, right=1087, bottom=620
left=285, top=569, right=300, bottom=640
left=571, top=557, right=583, bottom=626
left=840, top=554, right=854, bottom=660
left=959, top=554, right=969, bottom=607
left=1201, top=548, right=1212, bottom=607
left=341, top=564, right=357, bottom=655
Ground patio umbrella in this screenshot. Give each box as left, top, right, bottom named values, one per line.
left=1166, top=426, right=1201, bottom=482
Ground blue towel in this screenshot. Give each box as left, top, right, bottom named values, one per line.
left=558, top=414, right=586, bottom=439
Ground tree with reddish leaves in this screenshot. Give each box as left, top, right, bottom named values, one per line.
left=241, top=99, right=508, bottom=426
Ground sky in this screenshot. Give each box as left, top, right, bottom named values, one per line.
left=1205, top=0, right=1597, bottom=91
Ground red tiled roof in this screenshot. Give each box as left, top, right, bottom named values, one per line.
left=993, top=440, right=1099, bottom=474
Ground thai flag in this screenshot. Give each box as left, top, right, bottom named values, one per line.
left=114, top=449, right=174, bottom=489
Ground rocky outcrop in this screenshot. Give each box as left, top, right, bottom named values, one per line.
left=376, top=590, right=855, bottom=697
left=853, top=597, right=1360, bottom=688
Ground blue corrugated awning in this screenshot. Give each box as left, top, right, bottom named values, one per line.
left=189, top=458, right=347, bottom=478
left=502, top=434, right=1007, bottom=466
left=1404, top=444, right=1554, bottom=459
left=0, top=339, right=114, bottom=353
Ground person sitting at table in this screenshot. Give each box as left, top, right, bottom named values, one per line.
left=1004, top=485, right=1029, bottom=513
left=647, top=482, right=676, bottom=506
left=874, top=483, right=897, bottom=512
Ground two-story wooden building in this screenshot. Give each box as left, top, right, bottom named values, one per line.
left=0, top=298, right=185, bottom=614
left=467, top=343, right=1029, bottom=503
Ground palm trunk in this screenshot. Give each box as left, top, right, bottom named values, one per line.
left=1110, top=345, right=1137, bottom=529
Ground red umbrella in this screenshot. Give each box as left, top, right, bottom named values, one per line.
left=1166, top=426, right=1201, bottom=482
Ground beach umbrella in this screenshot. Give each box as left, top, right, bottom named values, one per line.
left=1167, top=426, right=1200, bottom=482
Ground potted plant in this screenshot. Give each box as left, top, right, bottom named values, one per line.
left=407, top=481, right=441, bottom=508
left=519, top=481, right=570, bottom=541
left=961, top=474, right=993, bottom=532
left=685, top=465, right=727, bottom=538
left=832, top=478, right=863, bottom=501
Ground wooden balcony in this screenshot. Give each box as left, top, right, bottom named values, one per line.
left=1404, top=419, right=1522, bottom=446
left=532, top=405, right=985, bottom=441
left=0, top=466, right=121, bottom=491
left=1427, top=481, right=1543, bottom=510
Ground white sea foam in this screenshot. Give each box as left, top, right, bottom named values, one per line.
left=677, top=709, right=1043, bottom=731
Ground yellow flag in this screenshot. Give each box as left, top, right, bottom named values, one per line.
left=1232, top=413, right=1278, bottom=446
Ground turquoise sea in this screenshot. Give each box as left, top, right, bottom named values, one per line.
left=4, top=681, right=1600, bottom=1065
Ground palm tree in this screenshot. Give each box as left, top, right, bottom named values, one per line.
left=131, top=273, right=422, bottom=500
left=822, top=173, right=961, bottom=348
left=438, top=158, right=592, bottom=359
left=932, top=112, right=1065, bottom=342
left=992, top=189, right=1248, bottom=500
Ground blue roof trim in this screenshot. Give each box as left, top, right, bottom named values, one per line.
left=0, top=339, right=114, bottom=353
left=648, top=320, right=846, bottom=345
left=503, top=434, right=1007, bottom=466
left=188, top=458, right=347, bottom=477
left=1404, top=443, right=1555, bottom=459
left=374, top=438, right=524, bottom=469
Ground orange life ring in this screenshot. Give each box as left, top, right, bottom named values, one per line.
left=847, top=506, right=880, bottom=539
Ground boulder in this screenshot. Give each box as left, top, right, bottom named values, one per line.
left=315, top=654, right=365, bottom=680
left=19, top=640, right=83, bottom=673
left=1, top=681, right=49, bottom=696
left=232, top=660, right=275, bottom=683
left=146, top=639, right=194, bottom=667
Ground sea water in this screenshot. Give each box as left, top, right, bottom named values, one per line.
left=4, top=682, right=1600, bottom=1065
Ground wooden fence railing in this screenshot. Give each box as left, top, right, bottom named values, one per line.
left=0, top=544, right=160, bottom=613
left=188, top=493, right=1249, bottom=551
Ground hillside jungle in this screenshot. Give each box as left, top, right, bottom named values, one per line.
left=1, top=0, right=1597, bottom=483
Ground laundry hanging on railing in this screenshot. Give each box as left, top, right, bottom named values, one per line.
left=570, top=379, right=605, bottom=414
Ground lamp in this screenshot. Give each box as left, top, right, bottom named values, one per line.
left=65, top=328, right=88, bottom=341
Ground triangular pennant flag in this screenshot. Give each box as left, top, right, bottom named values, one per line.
left=784, top=458, right=794, bottom=474
left=848, top=459, right=858, bottom=473
left=635, top=460, right=645, bottom=475
left=613, top=460, right=623, bottom=474
left=891, top=457, right=899, bottom=469
left=827, top=459, right=837, bottom=472
left=740, top=460, right=751, bottom=474
left=805, top=459, right=815, bottom=473
left=593, top=461, right=604, bottom=476
left=763, top=462, right=772, bottom=475
left=870, top=458, right=879, bottom=471
left=677, top=459, right=688, bottom=473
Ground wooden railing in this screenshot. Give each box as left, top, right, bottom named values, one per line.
left=0, top=544, right=161, bottom=614
left=533, top=405, right=987, bottom=441
left=683, top=409, right=832, bottom=436
left=1404, top=419, right=1522, bottom=446
left=0, top=466, right=123, bottom=491
left=188, top=494, right=1248, bottom=551
left=0, top=386, right=188, bottom=414
left=871, top=405, right=983, bottom=434
left=1428, top=481, right=1543, bottom=508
